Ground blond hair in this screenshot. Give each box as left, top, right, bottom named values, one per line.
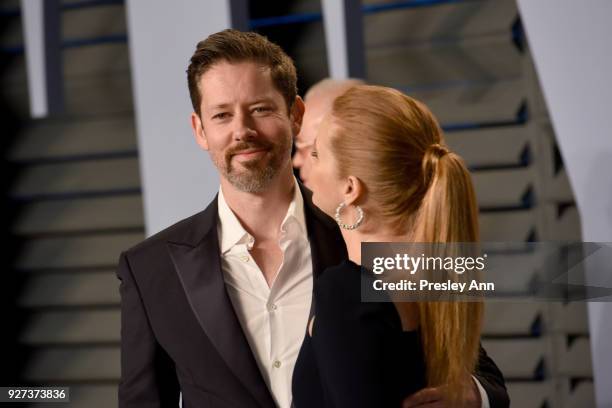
left=330, top=85, right=483, bottom=404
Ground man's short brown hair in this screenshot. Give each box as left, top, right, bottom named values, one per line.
left=187, top=29, right=298, bottom=116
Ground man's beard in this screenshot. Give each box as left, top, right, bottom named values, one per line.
left=213, top=135, right=292, bottom=193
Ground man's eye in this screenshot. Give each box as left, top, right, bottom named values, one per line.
left=310, top=150, right=318, bottom=158
left=213, top=113, right=229, bottom=120
left=253, top=106, right=271, bottom=113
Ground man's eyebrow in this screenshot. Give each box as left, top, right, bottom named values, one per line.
left=248, top=97, right=276, bottom=105
left=206, top=98, right=276, bottom=111
left=208, top=103, right=231, bottom=111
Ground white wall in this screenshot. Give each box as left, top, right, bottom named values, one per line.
left=517, top=1, right=612, bottom=406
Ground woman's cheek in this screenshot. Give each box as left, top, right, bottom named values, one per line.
left=310, top=163, right=320, bottom=187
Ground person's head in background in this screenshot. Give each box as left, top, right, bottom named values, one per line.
left=308, top=84, right=482, bottom=405
left=292, top=78, right=365, bottom=188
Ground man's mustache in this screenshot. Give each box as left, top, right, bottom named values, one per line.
left=226, top=141, right=273, bottom=158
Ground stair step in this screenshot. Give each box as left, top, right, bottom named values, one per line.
left=62, top=2, right=126, bottom=41
left=23, top=346, right=120, bottom=382
left=445, top=125, right=530, bottom=169
left=363, top=0, right=517, bottom=44
left=506, top=381, right=552, bottom=408
left=544, top=168, right=575, bottom=203
left=13, top=194, right=143, bottom=235
left=557, top=336, right=593, bottom=378
left=8, top=116, right=136, bottom=163
left=10, top=157, right=140, bottom=200
left=20, top=309, right=120, bottom=345
left=482, top=338, right=546, bottom=379
left=1, top=7, right=22, bottom=49
left=410, top=80, right=525, bottom=127
left=544, top=204, right=581, bottom=241
left=565, top=380, right=595, bottom=408
left=550, top=302, right=589, bottom=335
left=473, top=168, right=533, bottom=209
left=483, top=303, right=542, bottom=336
left=367, top=34, right=521, bottom=87
left=19, top=271, right=120, bottom=307
left=15, top=232, right=144, bottom=271
left=480, top=210, right=536, bottom=241
left=6, top=43, right=130, bottom=86
left=6, top=73, right=134, bottom=116
left=1, top=0, right=126, bottom=49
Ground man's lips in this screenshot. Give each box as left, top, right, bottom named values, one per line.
left=232, top=148, right=268, bottom=158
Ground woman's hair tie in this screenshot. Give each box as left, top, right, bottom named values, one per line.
left=422, top=143, right=451, bottom=187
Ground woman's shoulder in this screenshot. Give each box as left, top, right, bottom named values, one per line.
left=318, top=259, right=362, bottom=281
left=314, top=260, right=401, bottom=329
left=315, top=260, right=364, bottom=301
left=316, top=260, right=387, bottom=299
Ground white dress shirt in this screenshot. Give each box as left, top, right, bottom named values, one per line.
left=217, top=177, right=312, bottom=408
left=216, top=177, right=490, bottom=408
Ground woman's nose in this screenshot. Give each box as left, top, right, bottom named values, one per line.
left=293, top=148, right=305, bottom=168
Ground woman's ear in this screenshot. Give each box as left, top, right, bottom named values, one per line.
left=290, top=96, right=306, bottom=136
left=191, top=112, right=209, bottom=151
left=343, top=175, right=364, bottom=206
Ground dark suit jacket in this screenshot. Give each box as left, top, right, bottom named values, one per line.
left=116, top=183, right=509, bottom=407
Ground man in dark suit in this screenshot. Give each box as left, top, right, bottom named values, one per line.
left=117, top=29, right=509, bottom=408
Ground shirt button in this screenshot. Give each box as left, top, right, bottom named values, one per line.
left=268, top=303, right=278, bottom=312
left=273, top=360, right=281, bottom=368
left=240, top=255, right=249, bottom=262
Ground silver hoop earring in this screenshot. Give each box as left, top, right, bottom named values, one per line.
left=335, top=202, right=364, bottom=230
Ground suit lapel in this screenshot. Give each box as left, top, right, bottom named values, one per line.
left=166, top=198, right=275, bottom=408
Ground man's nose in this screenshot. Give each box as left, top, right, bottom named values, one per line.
left=232, top=113, right=256, bottom=141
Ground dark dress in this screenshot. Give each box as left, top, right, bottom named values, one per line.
left=292, top=259, right=427, bottom=408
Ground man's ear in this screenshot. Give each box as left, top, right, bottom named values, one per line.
left=290, top=96, right=306, bottom=136
left=343, top=176, right=365, bottom=206
left=191, top=111, right=209, bottom=151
